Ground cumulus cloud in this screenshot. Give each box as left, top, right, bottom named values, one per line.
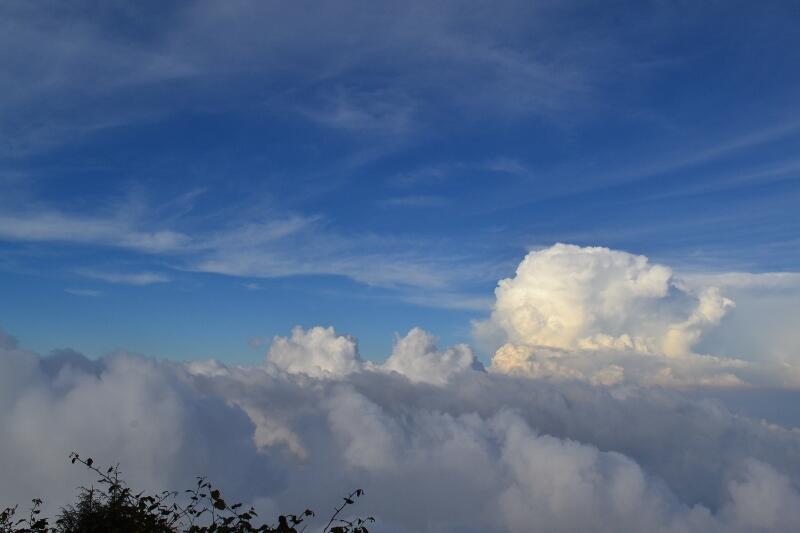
left=687, top=274, right=800, bottom=363
left=3, top=322, right=800, bottom=532
left=469, top=244, right=800, bottom=388
left=264, top=326, right=482, bottom=386
left=475, top=243, right=732, bottom=356
left=265, top=326, right=362, bottom=379
left=487, top=343, right=776, bottom=388
left=383, top=328, right=484, bottom=385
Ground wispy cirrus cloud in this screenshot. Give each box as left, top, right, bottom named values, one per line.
left=480, top=118, right=800, bottom=214
left=386, top=158, right=530, bottom=189
left=378, top=195, right=448, bottom=208
left=76, top=269, right=171, bottom=286
left=296, top=87, right=417, bottom=137
left=637, top=157, right=800, bottom=202
left=0, top=211, right=190, bottom=253
left=64, top=288, right=102, bottom=297
left=0, top=193, right=492, bottom=297
left=0, top=0, right=613, bottom=158
left=681, top=271, right=800, bottom=290
left=398, top=290, right=494, bottom=311
left=0, top=3, right=196, bottom=157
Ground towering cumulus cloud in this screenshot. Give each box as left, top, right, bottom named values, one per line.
left=2, top=244, right=800, bottom=532
left=477, top=243, right=732, bottom=355
left=474, top=244, right=793, bottom=387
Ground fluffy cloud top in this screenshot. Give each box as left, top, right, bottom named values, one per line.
left=476, top=243, right=732, bottom=356
left=266, top=326, right=362, bottom=378
left=3, top=323, right=800, bottom=532
left=383, top=328, right=484, bottom=385
left=265, top=325, right=482, bottom=385
left=471, top=244, right=787, bottom=388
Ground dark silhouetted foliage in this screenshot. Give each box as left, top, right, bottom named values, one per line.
left=0, top=453, right=373, bottom=533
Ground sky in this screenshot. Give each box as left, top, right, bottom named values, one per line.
left=3, top=2, right=800, bottom=532
left=1, top=0, right=799, bottom=363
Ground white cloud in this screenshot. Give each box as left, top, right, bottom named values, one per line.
left=398, top=291, right=494, bottom=311
left=0, top=199, right=488, bottom=295
left=476, top=243, right=731, bottom=356
left=722, top=459, right=800, bottom=531
left=682, top=271, right=800, bottom=290
left=0, top=0, right=605, bottom=159
left=660, top=286, right=735, bottom=359
left=476, top=243, right=800, bottom=388
left=190, top=246, right=450, bottom=289
left=77, top=270, right=171, bottom=286
left=263, top=325, right=488, bottom=386
left=0, top=330, right=272, bottom=518
left=266, top=326, right=362, bottom=379
left=692, top=282, right=800, bottom=364
left=0, top=211, right=191, bottom=253
left=488, top=343, right=782, bottom=388
left=379, top=195, right=449, bottom=208
left=64, top=288, right=102, bottom=297
left=3, top=322, right=800, bottom=532
left=297, top=87, right=416, bottom=136
left=264, top=326, right=483, bottom=386
left=183, top=214, right=468, bottom=290
left=383, top=328, right=483, bottom=385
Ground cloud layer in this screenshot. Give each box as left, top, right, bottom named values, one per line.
left=3, top=317, right=800, bottom=532
left=2, top=244, right=800, bottom=531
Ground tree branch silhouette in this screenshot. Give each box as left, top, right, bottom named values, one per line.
left=0, top=453, right=373, bottom=533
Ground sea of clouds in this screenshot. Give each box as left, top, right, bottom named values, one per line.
left=2, top=244, right=800, bottom=532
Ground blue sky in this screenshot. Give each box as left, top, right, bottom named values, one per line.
left=1, top=0, right=799, bottom=363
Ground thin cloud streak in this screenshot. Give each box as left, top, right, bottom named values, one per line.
left=378, top=195, right=449, bottom=208
left=0, top=196, right=492, bottom=297
left=77, top=270, right=171, bottom=286
left=472, top=119, right=800, bottom=216
left=64, top=288, right=102, bottom=297
left=0, top=211, right=191, bottom=253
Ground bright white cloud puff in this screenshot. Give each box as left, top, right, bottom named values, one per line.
left=383, top=327, right=484, bottom=385
left=468, top=244, right=800, bottom=388
left=265, top=325, right=483, bottom=386
left=266, top=326, right=362, bottom=379
left=476, top=243, right=733, bottom=356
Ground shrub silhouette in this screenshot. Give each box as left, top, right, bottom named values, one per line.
left=0, top=453, right=374, bottom=533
